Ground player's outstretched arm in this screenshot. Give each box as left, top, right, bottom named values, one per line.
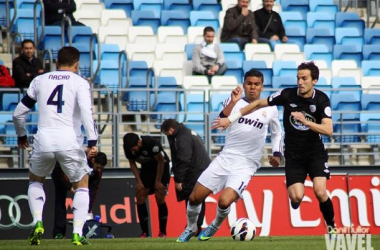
left=211, top=98, right=269, bottom=131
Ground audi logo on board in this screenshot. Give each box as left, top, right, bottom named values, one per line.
left=0, top=195, right=34, bottom=229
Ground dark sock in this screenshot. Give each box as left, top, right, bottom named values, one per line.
left=197, top=200, right=206, bottom=230
left=137, top=203, right=149, bottom=235
left=158, top=202, right=168, bottom=234
left=319, top=197, right=335, bottom=229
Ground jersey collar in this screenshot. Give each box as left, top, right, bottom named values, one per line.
left=297, top=88, right=316, bottom=99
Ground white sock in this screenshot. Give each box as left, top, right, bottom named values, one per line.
left=28, top=181, right=45, bottom=224
left=72, top=188, right=89, bottom=236
left=211, top=206, right=230, bottom=228
left=186, top=201, right=202, bottom=232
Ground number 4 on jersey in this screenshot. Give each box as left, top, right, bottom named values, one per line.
left=47, top=84, right=65, bottom=113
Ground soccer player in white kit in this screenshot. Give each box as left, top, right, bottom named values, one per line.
left=176, top=69, right=283, bottom=242
left=12, top=46, right=98, bottom=246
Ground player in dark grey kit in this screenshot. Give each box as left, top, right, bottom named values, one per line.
left=123, top=133, right=170, bottom=238
left=213, top=61, right=337, bottom=237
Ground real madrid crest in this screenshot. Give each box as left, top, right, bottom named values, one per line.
left=309, top=105, right=316, bottom=113
left=262, top=111, right=267, bottom=118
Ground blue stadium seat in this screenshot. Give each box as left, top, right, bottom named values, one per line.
left=335, top=12, right=365, bottom=35
left=131, top=10, right=161, bottom=33
left=179, top=94, right=208, bottom=139
left=272, top=60, right=298, bottom=77
left=306, top=12, right=335, bottom=35
left=1, top=92, right=21, bottom=111
left=96, top=43, right=121, bottom=61
left=360, top=113, right=380, bottom=143
left=272, top=76, right=297, bottom=89
left=242, top=60, right=273, bottom=86
left=103, top=0, right=134, bottom=18
left=220, top=43, right=245, bottom=68
left=361, top=60, right=380, bottom=76
left=306, top=28, right=335, bottom=52
left=10, top=9, right=41, bottom=42
left=192, top=0, right=221, bottom=19
left=364, top=28, right=380, bottom=45
left=27, top=112, right=38, bottom=134
left=185, top=43, right=197, bottom=60
left=128, top=60, right=149, bottom=77
left=164, top=0, right=193, bottom=12
left=331, top=93, right=361, bottom=120
left=333, top=44, right=363, bottom=67
left=93, top=60, right=120, bottom=93
left=37, top=26, right=62, bottom=60
left=279, top=11, right=307, bottom=50
left=161, top=10, right=190, bottom=33
left=190, top=10, right=219, bottom=32
left=335, top=27, right=364, bottom=52
left=152, top=76, right=183, bottom=126
left=124, top=76, right=154, bottom=111
left=4, top=123, right=17, bottom=147
left=133, top=0, right=163, bottom=18
left=361, top=93, right=380, bottom=111
left=331, top=93, right=361, bottom=143
left=0, top=114, right=13, bottom=137
left=224, top=60, right=243, bottom=83
left=316, top=77, right=332, bottom=99
left=304, top=44, right=333, bottom=67
left=331, top=76, right=361, bottom=100
left=71, top=26, right=93, bottom=46
left=281, top=0, right=309, bottom=19
left=17, top=0, right=38, bottom=9
left=0, top=0, right=13, bottom=27
left=76, top=43, right=93, bottom=78
left=363, top=45, right=380, bottom=60
left=309, top=0, right=338, bottom=15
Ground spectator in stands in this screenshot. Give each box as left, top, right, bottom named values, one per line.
left=12, top=39, right=44, bottom=90
left=0, top=65, right=15, bottom=88
left=51, top=152, right=107, bottom=239
left=220, top=0, right=258, bottom=50
left=192, top=26, right=227, bottom=83
left=254, top=0, right=288, bottom=50
left=43, top=0, right=84, bottom=26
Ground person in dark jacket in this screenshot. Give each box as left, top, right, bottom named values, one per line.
left=254, top=0, right=288, bottom=50
left=220, top=0, right=258, bottom=50
left=123, top=133, right=170, bottom=238
left=51, top=152, right=107, bottom=239
left=43, top=0, right=84, bottom=26
left=161, top=119, right=211, bottom=235
left=12, top=39, right=44, bottom=90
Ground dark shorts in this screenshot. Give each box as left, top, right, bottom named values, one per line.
left=140, top=162, right=170, bottom=195
left=285, top=148, right=330, bottom=188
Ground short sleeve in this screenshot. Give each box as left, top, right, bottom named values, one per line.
left=268, top=89, right=287, bottom=106
left=26, top=78, right=38, bottom=101
left=319, top=96, right=332, bottom=119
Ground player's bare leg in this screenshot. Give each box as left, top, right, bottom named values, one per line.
left=198, top=187, right=238, bottom=241
left=313, top=177, right=336, bottom=238
left=287, top=183, right=304, bottom=209
left=177, top=182, right=212, bottom=242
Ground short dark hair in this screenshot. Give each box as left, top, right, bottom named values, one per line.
left=123, top=133, right=141, bottom=151
left=94, top=152, right=107, bottom=166
left=21, top=39, right=35, bottom=48
left=244, top=69, right=264, bottom=83
left=203, top=26, right=215, bottom=35
left=298, top=61, right=319, bottom=80
left=161, top=119, right=179, bottom=132
left=57, top=46, right=80, bottom=67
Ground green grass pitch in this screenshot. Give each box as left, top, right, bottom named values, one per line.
left=1, top=236, right=379, bottom=250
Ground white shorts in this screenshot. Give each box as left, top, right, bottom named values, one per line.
left=29, top=148, right=92, bottom=183
left=197, top=153, right=259, bottom=198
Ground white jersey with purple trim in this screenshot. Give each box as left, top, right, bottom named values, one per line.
left=26, top=70, right=97, bottom=152
left=221, top=97, right=283, bottom=162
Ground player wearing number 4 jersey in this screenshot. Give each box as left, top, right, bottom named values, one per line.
left=176, top=69, right=283, bottom=242
left=12, top=46, right=98, bottom=246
